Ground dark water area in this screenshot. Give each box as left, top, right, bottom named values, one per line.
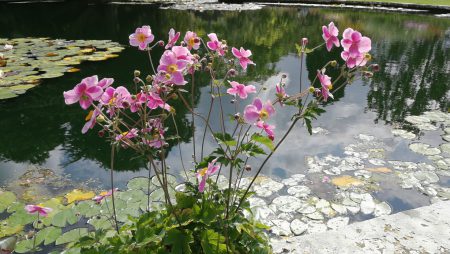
left=0, top=3, right=449, bottom=212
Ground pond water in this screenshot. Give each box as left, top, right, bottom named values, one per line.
left=0, top=3, right=449, bottom=216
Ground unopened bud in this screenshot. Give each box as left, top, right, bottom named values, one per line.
left=308, top=86, right=315, bottom=93
left=122, top=101, right=130, bottom=108
left=98, top=130, right=105, bottom=137
left=96, top=115, right=105, bottom=123
left=301, top=37, right=308, bottom=47
left=364, top=53, right=372, bottom=61
left=230, top=99, right=236, bottom=104
left=245, top=165, right=252, bottom=171
left=281, top=74, right=287, bottom=79
left=364, top=71, right=374, bottom=78
left=158, top=41, right=165, bottom=47
left=330, top=60, right=337, bottom=67
left=134, top=70, right=141, bottom=77
left=227, top=69, right=236, bottom=77
left=133, top=77, right=141, bottom=84
left=146, top=75, right=153, bottom=83
left=371, top=64, right=380, bottom=72
left=234, top=113, right=240, bottom=120
left=194, top=38, right=200, bottom=44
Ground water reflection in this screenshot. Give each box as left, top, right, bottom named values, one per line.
left=0, top=5, right=449, bottom=192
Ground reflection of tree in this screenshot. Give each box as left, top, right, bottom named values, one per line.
left=367, top=35, right=449, bottom=123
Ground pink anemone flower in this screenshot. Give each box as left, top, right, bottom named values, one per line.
left=256, top=121, right=275, bottom=141
left=184, top=31, right=200, bottom=50
left=196, top=158, right=220, bottom=193
left=129, top=25, right=155, bottom=51
left=226, top=81, right=256, bottom=99
left=317, top=70, right=334, bottom=102
left=82, top=108, right=102, bottom=134
left=243, top=98, right=275, bottom=123
left=206, top=33, right=225, bottom=56
left=25, top=205, right=52, bottom=217
left=340, top=28, right=371, bottom=68
left=322, top=22, right=340, bottom=52
left=63, top=75, right=103, bottom=110
left=165, top=28, right=180, bottom=49
left=146, top=92, right=171, bottom=111
left=115, top=128, right=139, bottom=141
left=232, top=47, right=255, bottom=70
left=275, top=83, right=288, bottom=105
left=157, top=51, right=188, bottom=86
left=92, top=188, right=119, bottom=204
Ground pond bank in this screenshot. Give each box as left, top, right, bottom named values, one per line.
left=270, top=200, right=450, bottom=253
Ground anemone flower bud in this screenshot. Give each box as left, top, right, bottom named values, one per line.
left=308, top=86, right=316, bottom=93
left=133, top=77, right=141, bottom=84
left=134, top=70, right=141, bottom=77
left=245, top=165, right=252, bottom=171
left=234, top=113, right=240, bottom=120
left=227, top=68, right=236, bottom=77
left=281, top=74, right=287, bottom=79
left=158, top=40, right=165, bottom=47
left=330, top=60, right=337, bottom=67
left=371, top=64, right=380, bottom=72
left=301, top=37, right=308, bottom=47
left=146, top=75, right=153, bottom=83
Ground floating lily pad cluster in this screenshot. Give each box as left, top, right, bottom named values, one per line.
left=0, top=38, right=124, bottom=100
left=0, top=175, right=176, bottom=253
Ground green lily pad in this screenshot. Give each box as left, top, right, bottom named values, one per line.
left=151, top=174, right=177, bottom=188
left=35, top=226, right=62, bottom=245
left=0, top=191, right=16, bottom=212
left=73, top=200, right=101, bottom=218
left=52, top=208, right=78, bottom=227
left=0, top=88, right=18, bottom=99
left=14, top=239, right=38, bottom=253
left=0, top=221, right=23, bottom=238
left=55, top=228, right=88, bottom=245
left=88, top=216, right=113, bottom=231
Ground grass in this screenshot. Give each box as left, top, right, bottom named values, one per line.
left=347, top=0, right=450, bottom=6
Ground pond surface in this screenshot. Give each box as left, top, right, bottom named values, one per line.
left=0, top=3, right=449, bottom=215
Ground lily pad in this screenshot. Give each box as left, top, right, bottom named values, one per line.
left=35, top=226, right=62, bottom=245
left=331, top=175, right=364, bottom=188
left=0, top=191, right=16, bottom=212
left=52, top=208, right=78, bottom=227
left=65, top=189, right=95, bottom=204
left=55, top=228, right=89, bottom=245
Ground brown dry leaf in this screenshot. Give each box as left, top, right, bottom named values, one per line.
left=331, top=175, right=363, bottom=188
left=45, top=52, right=59, bottom=57
left=367, top=167, right=392, bottom=173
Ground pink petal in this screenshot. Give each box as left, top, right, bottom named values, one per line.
left=244, top=105, right=260, bottom=123
left=253, top=98, right=263, bottom=110
left=86, top=86, right=103, bottom=101
left=244, top=85, right=256, bottom=94
left=240, top=48, right=252, bottom=58
left=342, top=28, right=354, bottom=39
left=227, top=87, right=237, bottom=96
left=79, top=97, right=92, bottom=110
left=171, top=71, right=186, bottom=86
left=232, top=47, right=242, bottom=58
left=358, top=37, right=372, bottom=53
left=198, top=177, right=207, bottom=192
left=63, top=89, right=80, bottom=105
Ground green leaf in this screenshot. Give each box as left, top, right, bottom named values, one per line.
left=0, top=191, right=16, bottom=213
left=213, top=133, right=237, bottom=147
left=52, top=209, right=78, bottom=227
left=200, top=230, right=227, bottom=254
left=240, top=143, right=266, bottom=157
left=14, top=239, right=37, bottom=253
left=251, top=133, right=274, bottom=151
left=305, top=118, right=312, bottom=135
left=175, top=192, right=196, bottom=209
left=35, top=226, right=62, bottom=245
left=55, top=228, right=89, bottom=245
left=164, top=229, right=193, bottom=254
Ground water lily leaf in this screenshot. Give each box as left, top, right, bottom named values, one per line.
left=73, top=200, right=101, bottom=217
left=35, top=226, right=61, bottom=245
left=0, top=88, right=17, bottom=99
left=6, top=208, right=36, bottom=227
left=0, top=222, right=23, bottom=238
left=0, top=191, right=16, bottom=212
left=65, top=189, right=95, bottom=204
left=367, top=167, right=392, bottom=173
left=14, top=239, right=38, bottom=253
left=331, top=175, right=364, bottom=188
left=55, top=228, right=88, bottom=245
left=52, top=209, right=78, bottom=227
left=87, top=216, right=112, bottom=231
left=127, top=177, right=155, bottom=193
left=151, top=174, right=177, bottom=188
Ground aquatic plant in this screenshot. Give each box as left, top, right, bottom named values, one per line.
left=0, top=22, right=376, bottom=253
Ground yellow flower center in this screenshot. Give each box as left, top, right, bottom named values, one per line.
left=85, top=110, right=94, bottom=121
left=167, top=64, right=178, bottom=74
left=137, top=33, right=147, bottom=43
left=165, top=73, right=171, bottom=79
left=198, top=167, right=208, bottom=177
left=327, top=84, right=333, bottom=90
left=259, top=109, right=269, bottom=120
left=188, top=37, right=196, bottom=47
left=109, top=97, right=116, bottom=105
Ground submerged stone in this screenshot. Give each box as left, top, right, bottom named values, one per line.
left=413, top=171, right=439, bottom=184
left=440, top=143, right=450, bottom=154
